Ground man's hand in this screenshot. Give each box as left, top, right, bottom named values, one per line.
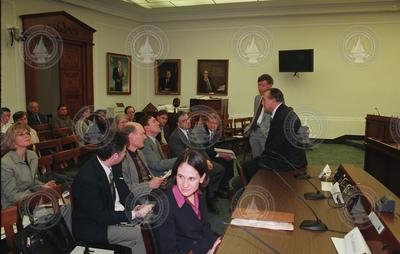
left=206, top=160, right=213, bottom=171
left=42, top=180, right=57, bottom=189
left=148, top=177, right=164, bottom=189
left=133, top=204, right=154, bottom=218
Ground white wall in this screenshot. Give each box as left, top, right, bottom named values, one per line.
left=2, top=0, right=400, bottom=138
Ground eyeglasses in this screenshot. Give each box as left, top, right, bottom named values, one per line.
left=16, top=131, right=31, bottom=137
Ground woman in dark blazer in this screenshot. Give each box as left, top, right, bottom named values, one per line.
left=155, top=149, right=221, bottom=254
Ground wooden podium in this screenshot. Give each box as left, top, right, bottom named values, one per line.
left=364, top=114, right=400, bottom=196
left=189, top=98, right=228, bottom=119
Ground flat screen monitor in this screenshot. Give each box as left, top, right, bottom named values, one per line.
left=279, top=49, right=314, bottom=72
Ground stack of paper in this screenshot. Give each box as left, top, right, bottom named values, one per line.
left=331, top=227, right=371, bottom=254
left=231, top=208, right=295, bottom=231
left=214, top=148, right=237, bottom=159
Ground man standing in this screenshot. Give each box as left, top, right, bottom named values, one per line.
left=113, top=60, right=124, bottom=92
left=156, top=110, right=169, bottom=144
left=52, top=104, right=73, bottom=129
left=243, top=88, right=308, bottom=182
left=27, top=101, right=47, bottom=125
left=72, top=132, right=153, bottom=253
left=140, top=115, right=176, bottom=176
left=244, top=74, right=274, bottom=158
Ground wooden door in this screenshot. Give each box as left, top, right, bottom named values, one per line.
left=59, top=44, right=84, bottom=116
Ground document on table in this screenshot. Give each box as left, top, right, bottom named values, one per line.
left=331, top=227, right=371, bottom=254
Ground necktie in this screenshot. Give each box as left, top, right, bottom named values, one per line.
left=155, top=139, right=166, bottom=159
left=160, top=128, right=167, bottom=144
left=108, top=171, right=116, bottom=205
left=35, top=114, right=42, bottom=124
left=250, top=99, right=263, bottom=131
left=209, top=131, right=214, bottom=143
left=131, top=152, right=151, bottom=182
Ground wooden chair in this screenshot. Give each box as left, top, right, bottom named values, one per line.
left=236, top=161, right=248, bottom=187
left=31, top=123, right=50, bottom=132
left=53, top=127, right=73, bottom=138
left=60, top=135, right=79, bottom=150
left=1, top=206, right=18, bottom=254
left=35, top=139, right=62, bottom=157
left=161, top=144, right=169, bottom=159
left=53, top=148, right=80, bottom=172
left=36, top=130, right=53, bottom=141
left=38, top=154, right=54, bottom=176
left=222, top=119, right=234, bottom=137
left=234, top=117, right=252, bottom=136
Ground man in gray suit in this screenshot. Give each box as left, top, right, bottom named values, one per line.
left=139, top=115, right=176, bottom=177
left=244, top=74, right=274, bottom=158
left=120, top=122, right=165, bottom=193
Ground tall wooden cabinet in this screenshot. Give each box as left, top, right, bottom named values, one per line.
left=189, top=98, right=229, bottom=119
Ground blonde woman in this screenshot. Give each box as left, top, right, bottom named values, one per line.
left=1, top=123, right=56, bottom=208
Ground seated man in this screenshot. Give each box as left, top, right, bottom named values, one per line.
left=1, top=107, right=12, bottom=134
left=124, top=106, right=136, bottom=122
left=243, top=88, right=308, bottom=182
left=52, top=104, right=73, bottom=129
left=156, top=110, right=169, bottom=144
left=139, top=115, right=176, bottom=177
left=27, top=101, right=47, bottom=125
left=71, top=132, right=153, bottom=253
left=169, top=111, right=225, bottom=213
left=120, top=122, right=165, bottom=193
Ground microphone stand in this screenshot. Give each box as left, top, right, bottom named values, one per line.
left=261, top=151, right=325, bottom=200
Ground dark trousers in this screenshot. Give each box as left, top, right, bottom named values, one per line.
left=212, top=158, right=233, bottom=189
left=242, top=154, right=293, bottom=183
left=207, top=161, right=224, bottom=200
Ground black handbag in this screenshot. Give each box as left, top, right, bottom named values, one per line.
left=14, top=214, right=76, bottom=254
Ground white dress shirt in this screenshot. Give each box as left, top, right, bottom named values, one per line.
left=271, top=103, right=283, bottom=119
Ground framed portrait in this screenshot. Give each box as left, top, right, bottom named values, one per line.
left=197, top=59, right=229, bottom=96
left=155, top=59, right=181, bottom=95
left=107, top=53, right=132, bottom=95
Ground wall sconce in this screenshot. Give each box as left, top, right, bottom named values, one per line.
left=7, top=27, right=26, bottom=46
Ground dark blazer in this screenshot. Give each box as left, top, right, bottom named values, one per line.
left=159, top=77, right=176, bottom=91
left=262, top=104, right=307, bottom=168
left=168, top=128, right=190, bottom=158
left=156, top=125, right=170, bottom=144
left=71, top=156, right=131, bottom=244
left=154, top=188, right=219, bottom=254
left=27, top=112, right=47, bottom=125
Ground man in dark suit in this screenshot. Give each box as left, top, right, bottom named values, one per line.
left=243, top=88, right=308, bottom=182
left=27, top=101, right=47, bottom=125
left=156, top=110, right=170, bottom=145
left=72, top=132, right=153, bottom=253
left=158, top=70, right=176, bottom=92
left=169, top=112, right=225, bottom=213
left=112, top=60, right=124, bottom=91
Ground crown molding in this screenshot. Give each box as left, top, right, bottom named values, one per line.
left=59, top=0, right=400, bottom=23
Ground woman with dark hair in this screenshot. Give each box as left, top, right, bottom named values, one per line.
left=12, top=111, right=40, bottom=144
left=1, top=123, right=56, bottom=208
left=155, top=149, right=221, bottom=254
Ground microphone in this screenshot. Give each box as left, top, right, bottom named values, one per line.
left=261, top=150, right=325, bottom=200
left=268, top=168, right=328, bottom=232
left=374, top=107, right=380, bottom=116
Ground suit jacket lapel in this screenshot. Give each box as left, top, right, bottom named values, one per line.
left=93, top=158, right=114, bottom=208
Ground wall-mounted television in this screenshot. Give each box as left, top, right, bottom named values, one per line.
left=279, top=49, right=314, bottom=73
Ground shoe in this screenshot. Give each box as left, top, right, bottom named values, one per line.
left=217, top=190, right=229, bottom=199
left=207, top=199, right=219, bottom=214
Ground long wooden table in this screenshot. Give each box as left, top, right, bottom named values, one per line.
left=217, top=165, right=400, bottom=253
